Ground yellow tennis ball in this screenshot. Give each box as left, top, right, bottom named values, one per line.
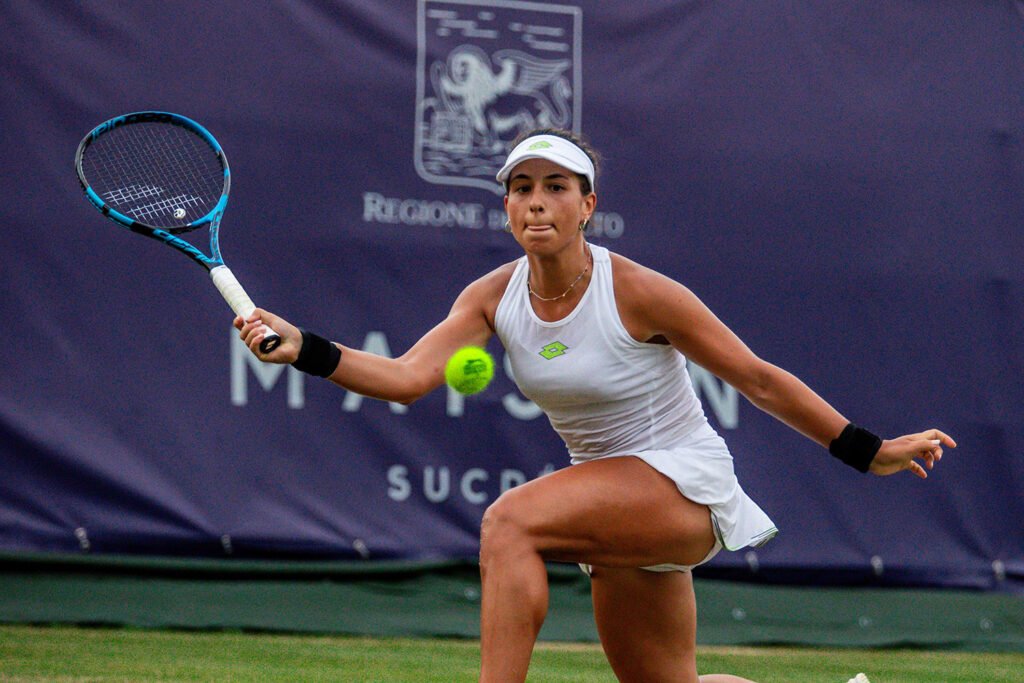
left=445, top=346, right=495, bottom=395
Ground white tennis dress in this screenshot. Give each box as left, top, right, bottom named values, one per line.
left=494, top=245, right=778, bottom=566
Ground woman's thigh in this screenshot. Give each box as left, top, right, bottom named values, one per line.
left=591, top=566, right=700, bottom=683
left=483, top=455, right=716, bottom=568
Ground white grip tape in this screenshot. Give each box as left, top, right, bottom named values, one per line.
left=210, top=265, right=256, bottom=318
left=210, top=266, right=279, bottom=348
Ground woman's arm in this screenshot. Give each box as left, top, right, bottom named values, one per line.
left=236, top=265, right=510, bottom=405
left=613, top=255, right=954, bottom=477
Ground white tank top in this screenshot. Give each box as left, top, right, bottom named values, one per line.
left=495, top=245, right=708, bottom=462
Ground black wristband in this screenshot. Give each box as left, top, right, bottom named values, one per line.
left=291, top=330, right=342, bottom=378
left=828, top=423, right=882, bottom=473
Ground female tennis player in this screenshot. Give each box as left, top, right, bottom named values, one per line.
left=236, top=129, right=954, bottom=683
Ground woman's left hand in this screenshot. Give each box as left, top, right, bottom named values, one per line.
left=869, top=429, right=956, bottom=478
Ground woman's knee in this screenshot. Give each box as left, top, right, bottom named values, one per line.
left=479, top=489, right=536, bottom=563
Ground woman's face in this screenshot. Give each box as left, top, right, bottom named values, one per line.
left=503, top=158, right=596, bottom=256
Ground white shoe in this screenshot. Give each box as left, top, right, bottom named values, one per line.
left=846, top=675, right=871, bottom=683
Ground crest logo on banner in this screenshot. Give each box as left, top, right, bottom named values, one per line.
left=415, top=0, right=583, bottom=195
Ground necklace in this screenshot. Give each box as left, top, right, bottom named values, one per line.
left=527, top=246, right=592, bottom=302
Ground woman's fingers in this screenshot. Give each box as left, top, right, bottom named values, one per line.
left=908, top=460, right=928, bottom=479
left=872, top=430, right=955, bottom=478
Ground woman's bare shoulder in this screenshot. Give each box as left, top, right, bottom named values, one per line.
left=458, top=259, right=520, bottom=328
left=468, top=259, right=519, bottom=298
left=608, top=251, right=680, bottom=299
left=607, top=250, right=703, bottom=344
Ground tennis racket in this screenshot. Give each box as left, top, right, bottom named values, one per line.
left=75, top=111, right=280, bottom=353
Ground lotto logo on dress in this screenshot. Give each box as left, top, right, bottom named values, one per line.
left=540, top=342, right=568, bottom=359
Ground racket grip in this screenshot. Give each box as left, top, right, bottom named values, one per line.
left=210, top=265, right=281, bottom=353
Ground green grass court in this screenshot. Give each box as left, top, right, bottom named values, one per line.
left=1, top=556, right=1021, bottom=681
left=1, top=625, right=1022, bottom=682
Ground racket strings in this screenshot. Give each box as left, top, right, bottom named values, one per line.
left=127, top=192, right=206, bottom=222
left=81, top=121, right=225, bottom=230
left=103, top=183, right=163, bottom=205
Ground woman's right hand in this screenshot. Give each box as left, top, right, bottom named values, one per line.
left=234, top=309, right=302, bottom=364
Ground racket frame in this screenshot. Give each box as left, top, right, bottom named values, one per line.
left=75, top=111, right=281, bottom=352
left=76, top=111, right=229, bottom=260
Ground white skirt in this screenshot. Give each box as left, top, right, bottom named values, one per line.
left=583, top=421, right=778, bottom=554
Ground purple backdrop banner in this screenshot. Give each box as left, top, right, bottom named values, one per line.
left=1, top=1, right=1022, bottom=591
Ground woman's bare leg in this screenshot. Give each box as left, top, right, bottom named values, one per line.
left=478, top=516, right=549, bottom=682
left=591, top=567, right=758, bottom=683
left=592, top=566, right=700, bottom=682
left=477, top=456, right=720, bottom=682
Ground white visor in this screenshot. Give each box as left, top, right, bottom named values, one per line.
left=495, top=135, right=595, bottom=192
